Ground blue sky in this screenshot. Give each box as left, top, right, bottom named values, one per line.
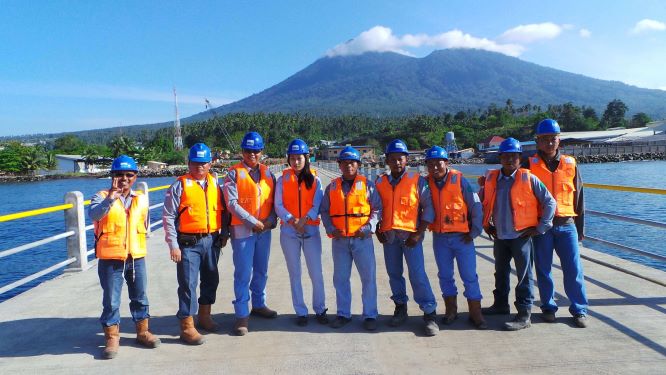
left=1, top=0, right=665, bottom=137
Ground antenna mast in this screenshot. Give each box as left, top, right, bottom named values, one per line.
left=173, top=86, right=183, bottom=151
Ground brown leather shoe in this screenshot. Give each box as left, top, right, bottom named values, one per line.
left=467, top=300, right=488, bottom=330
left=250, top=306, right=278, bottom=319
left=442, top=296, right=458, bottom=325
left=179, top=316, right=205, bottom=345
left=234, top=317, right=249, bottom=336
left=102, top=324, right=120, bottom=359
left=135, top=319, right=161, bottom=348
left=197, top=304, right=220, bottom=332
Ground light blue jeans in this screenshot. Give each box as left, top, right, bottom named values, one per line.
left=383, top=235, right=437, bottom=314
left=432, top=233, right=482, bottom=301
left=533, top=223, right=588, bottom=316
left=98, top=257, right=149, bottom=326
left=280, top=224, right=326, bottom=317
left=332, top=236, right=378, bottom=319
left=231, top=230, right=272, bottom=318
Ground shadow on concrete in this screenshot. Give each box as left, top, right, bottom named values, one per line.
left=475, top=247, right=666, bottom=357
left=0, top=315, right=182, bottom=359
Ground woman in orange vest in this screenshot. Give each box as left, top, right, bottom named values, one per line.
left=320, top=146, right=381, bottom=330
left=425, top=146, right=487, bottom=329
left=275, top=139, right=328, bottom=326
left=223, top=131, right=278, bottom=336
left=481, top=138, right=556, bottom=331
left=89, top=155, right=160, bottom=359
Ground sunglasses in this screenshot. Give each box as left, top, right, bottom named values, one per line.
left=113, top=172, right=136, bottom=178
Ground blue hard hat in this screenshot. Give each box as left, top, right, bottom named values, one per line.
left=188, top=143, right=212, bottom=162
left=536, top=119, right=561, bottom=135
left=111, top=155, right=138, bottom=172
left=385, top=139, right=409, bottom=155
left=241, top=131, right=264, bottom=150
left=425, top=146, right=449, bottom=160
left=498, top=137, right=522, bottom=154
left=337, top=146, right=361, bottom=162
left=287, top=139, right=309, bottom=155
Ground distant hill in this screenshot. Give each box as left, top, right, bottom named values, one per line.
left=186, top=48, right=666, bottom=120
left=5, top=48, right=666, bottom=142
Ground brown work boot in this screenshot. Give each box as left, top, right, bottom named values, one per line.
left=250, top=306, right=278, bottom=319
left=179, top=316, right=205, bottom=345
left=135, top=319, right=161, bottom=348
left=197, top=304, right=220, bottom=332
left=442, top=296, right=458, bottom=325
left=234, top=317, right=249, bottom=336
left=467, top=300, right=488, bottom=330
left=102, top=324, right=120, bottom=359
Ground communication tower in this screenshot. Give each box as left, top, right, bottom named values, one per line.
left=173, top=87, right=183, bottom=151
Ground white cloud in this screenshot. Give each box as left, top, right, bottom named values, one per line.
left=579, top=28, right=591, bottom=38
left=497, top=22, right=563, bottom=44
left=326, top=26, right=524, bottom=57
left=630, top=19, right=666, bottom=34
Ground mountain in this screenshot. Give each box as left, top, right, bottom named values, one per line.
left=186, top=49, right=666, bottom=120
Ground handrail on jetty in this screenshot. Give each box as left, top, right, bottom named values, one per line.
left=0, top=166, right=664, bottom=298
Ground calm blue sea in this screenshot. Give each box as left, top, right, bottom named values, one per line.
left=1, top=161, right=665, bottom=302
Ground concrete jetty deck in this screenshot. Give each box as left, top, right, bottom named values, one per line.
left=1, top=173, right=665, bottom=374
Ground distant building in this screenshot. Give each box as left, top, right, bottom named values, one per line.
left=55, top=155, right=109, bottom=173
left=477, top=136, right=505, bottom=151
left=319, top=144, right=376, bottom=161
left=147, top=161, right=168, bottom=169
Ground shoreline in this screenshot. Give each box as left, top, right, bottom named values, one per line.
left=0, top=167, right=228, bottom=183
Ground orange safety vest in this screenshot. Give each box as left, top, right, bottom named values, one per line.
left=281, top=168, right=321, bottom=226
left=177, top=173, right=222, bottom=233
left=428, top=170, right=469, bottom=233
left=328, top=175, right=371, bottom=237
left=93, top=190, right=148, bottom=260
left=230, top=163, right=274, bottom=226
left=482, top=169, right=539, bottom=231
left=376, top=171, right=420, bottom=233
left=529, top=154, right=577, bottom=217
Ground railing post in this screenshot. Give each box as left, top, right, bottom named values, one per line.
left=136, top=181, right=151, bottom=237
left=64, top=191, right=89, bottom=272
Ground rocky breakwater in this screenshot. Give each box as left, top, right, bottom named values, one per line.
left=576, top=152, right=666, bottom=163
left=0, top=167, right=228, bottom=183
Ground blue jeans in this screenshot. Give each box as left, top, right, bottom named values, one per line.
left=533, top=223, right=589, bottom=315
left=383, top=235, right=437, bottom=314
left=280, top=225, right=326, bottom=317
left=332, top=236, right=378, bottom=319
left=98, top=257, right=149, bottom=326
left=176, top=234, right=221, bottom=319
left=231, top=230, right=272, bottom=318
left=492, top=236, right=534, bottom=311
left=433, top=233, right=482, bottom=301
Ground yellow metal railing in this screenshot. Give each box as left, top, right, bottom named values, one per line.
left=1, top=178, right=664, bottom=224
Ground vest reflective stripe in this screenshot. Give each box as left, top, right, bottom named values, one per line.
left=428, top=170, right=469, bottom=233
left=93, top=190, right=148, bottom=260
left=177, top=173, right=222, bottom=233
left=230, top=163, right=274, bottom=226
left=529, top=154, right=577, bottom=217
left=328, top=176, right=370, bottom=237
left=482, top=169, right=539, bottom=231
left=376, top=172, right=420, bottom=233
left=281, top=168, right=320, bottom=226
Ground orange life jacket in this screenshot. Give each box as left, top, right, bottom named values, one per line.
left=376, top=171, right=420, bottom=233
left=428, top=169, right=469, bottom=233
left=529, top=154, right=577, bottom=217
left=177, top=173, right=222, bottom=233
left=281, top=167, right=321, bottom=226
left=482, top=169, right=539, bottom=231
left=328, top=175, right=371, bottom=237
left=93, top=190, right=148, bottom=260
left=230, top=163, right=274, bottom=226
